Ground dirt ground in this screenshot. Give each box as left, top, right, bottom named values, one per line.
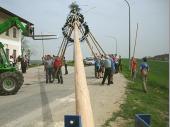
left=85, top=66, right=128, bottom=127
left=53, top=66, right=128, bottom=127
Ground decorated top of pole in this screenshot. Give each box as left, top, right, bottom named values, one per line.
left=69, top=2, right=81, bottom=14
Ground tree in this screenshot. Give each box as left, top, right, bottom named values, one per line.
left=21, top=36, right=34, bottom=59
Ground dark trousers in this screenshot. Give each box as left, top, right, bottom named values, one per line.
left=46, top=68, right=53, bottom=83
left=115, top=63, right=119, bottom=73
left=65, top=64, right=68, bottom=74
left=21, top=62, right=27, bottom=73
left=94, top=65, right=97, bottom=78
left=118, top=64, right=122, bottom=72
left=21, top=67, right=26, bottom=73
left=102, top=67, right=112, bottom=85
left=54, top=68, right=63, bottom=84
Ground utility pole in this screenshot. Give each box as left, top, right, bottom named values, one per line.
left=123, top=0, right=131, bottom=67
left=107, top=36, right=118, bottom=55
left=74, top=22, right=95, bottom=127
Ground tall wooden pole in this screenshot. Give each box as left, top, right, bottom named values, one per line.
left=133, top=23, right=139, bottom=57
left=74, top=22, right=95, bottom=127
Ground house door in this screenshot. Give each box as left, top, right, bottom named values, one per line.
left=13, top=49, right=16, bottom=62
left=6, top=49, right=9, bottom=60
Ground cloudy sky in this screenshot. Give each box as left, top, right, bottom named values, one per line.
left=0, top=0, right=169, bottom=60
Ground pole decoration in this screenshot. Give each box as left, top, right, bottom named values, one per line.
left=62, top=2, right=90, bottom=43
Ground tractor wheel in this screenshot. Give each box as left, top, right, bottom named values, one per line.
left=0, top=72, right=24, bottom=95
left=15, top=71, right=24, bottom=85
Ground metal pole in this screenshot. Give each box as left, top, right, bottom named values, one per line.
left=116, top=39, right=117, bottom=55
left=41, top=32, right=45, bottom=57
left=74, top=22, right=95, bottom=127
left=107, top=36, right=117, bottom=55
left=123, top=0, right=131, bottom=66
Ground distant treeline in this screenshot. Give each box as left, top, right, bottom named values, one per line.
left=148, top=54, right=169, bottom=61
left=30, top=60, right=74, bottom=66
left=30, top=60, right=42, bottom=65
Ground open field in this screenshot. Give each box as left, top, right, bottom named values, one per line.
left=104, top=59, right=169, bottom=127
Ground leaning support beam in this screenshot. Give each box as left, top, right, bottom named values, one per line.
left=78, top=26, right=96, bottom=57
left=85, top=38, right=96, bottom=57
left=79, top=26, right=102, bottom=56
left=89, top=32, right=106, bottom=56
left=61, top=29, right=73, bottom=58
left=57, top=37, right=66, bottom=56
left=74, top=22, right=95, bottom=127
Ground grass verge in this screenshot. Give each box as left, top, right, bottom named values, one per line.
left=103, top=59, right=169, bottom=127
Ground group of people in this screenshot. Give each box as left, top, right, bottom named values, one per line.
left=94, top=54, right=149, bottom=92
left=131, top=57, right=149, bottom=92
left=42, top=55, right=68, bottom=84
left=94, top=54, right=122, bottom=85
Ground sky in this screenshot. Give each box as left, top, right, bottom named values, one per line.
left=0, top=0, right=169, bottom=60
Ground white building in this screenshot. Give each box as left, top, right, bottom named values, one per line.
left=0, top=7, right=33, bottom=61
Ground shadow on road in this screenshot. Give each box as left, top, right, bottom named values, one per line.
left=86, top=76, right=96, bottom=79
left=38, top=69, right=54, bottom=127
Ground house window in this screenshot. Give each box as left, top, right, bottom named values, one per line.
left=6, top=49, right=9, bottom=60
left=13, top=28, right=17, bottom=38
left=6, top=30, right=9, bottom=36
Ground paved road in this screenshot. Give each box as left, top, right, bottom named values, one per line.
left=0, top=66, right=75, bottom=127
left=0, top=65, right=127, bottom=127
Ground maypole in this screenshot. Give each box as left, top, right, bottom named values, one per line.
left=74, top=21, right=95, bottom=127
left=61, top=2, right=95, bottom=127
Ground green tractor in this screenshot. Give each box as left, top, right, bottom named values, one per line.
left=0, top=42, right=24, bottom=95
left=0, top=16, right=57, bottom=95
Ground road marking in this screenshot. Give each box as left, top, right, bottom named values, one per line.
left=2, top=94, right=75, bottom=127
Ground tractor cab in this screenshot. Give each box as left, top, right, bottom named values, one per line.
left=0, top=42, right=23, bottom=95
left=0, top=42, right=16, bottom=72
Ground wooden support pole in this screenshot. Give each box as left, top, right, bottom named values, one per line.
left=74, top=22, right=95, bottom=127
left=78, top=26, right=97, bottom=57
left=133, top=23, right=139, bottom=57
left=89, top=32, right=106, bottom=56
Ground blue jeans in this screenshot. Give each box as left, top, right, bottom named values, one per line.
left=46, top=67, right=53, bottom=83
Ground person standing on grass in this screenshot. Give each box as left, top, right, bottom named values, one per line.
left=131, top=57, right=137, bottom=81
left=63, top=56, right=68, bottom=75
left=140, top=57, right=149, bottom=93
left=45, top=55, right=54, bottom=83
left=118, top=55, right=122, bottom=72
left=101, top=55, right=112, bottom=85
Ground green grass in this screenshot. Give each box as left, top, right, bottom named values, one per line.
left=103, top=59, right=169, bottom=127
left=67, top=60, right=74, bottom=66
left=28, top=64, right=40, bottom=68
